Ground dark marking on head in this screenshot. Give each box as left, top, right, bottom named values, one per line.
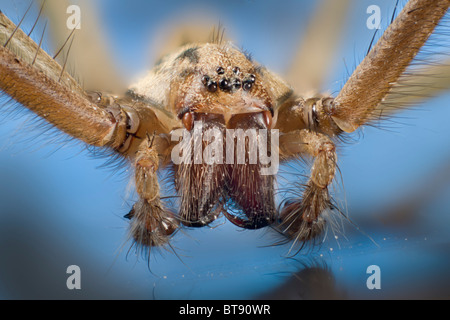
left=241, top=48, right=253, bottom=62
left=254, top=65, right=264, bottom=76
left=125, top=89, right=172, bottom=116
left=153, top=57, right=164, bottom=69
left=276, top=88, right=294, bottom=106
left=152, top=51, right=173, bottom=73
left=177, top=46, right=200, bottom=64
left=179, top=68, right=195, bottom=78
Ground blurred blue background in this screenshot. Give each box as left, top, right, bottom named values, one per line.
left=0, top=0, right=449, bottom=299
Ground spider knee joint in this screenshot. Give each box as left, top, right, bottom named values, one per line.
left=301, top=97, right=340, bottom=136
left=102, top=101, right=140, bottom=152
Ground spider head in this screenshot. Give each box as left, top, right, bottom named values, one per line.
left=174, top=43, right=275, bottom=131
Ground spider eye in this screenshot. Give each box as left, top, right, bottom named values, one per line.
left=242, top=74, right=255, bottom=91
left=243, top=80, right=253, bottom=91
left=202, top=75, right=210, bottom=85
left=216, top=66, right=225, bottom=75
left=207, top=80, right=218, bottom=92
left=219, top=78, right=231, bottom=91
left=232, top=78, right=241, bottom=89
left=232, top=66, right=240, bottom=74
left=202, top=74, right=218, bottom=92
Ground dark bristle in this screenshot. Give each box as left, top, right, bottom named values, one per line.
left=53, top=24, right=77, bottom=60
left=4, top=0, right=33, bottom=48
left=28, top=0, right=46, bottom=37
left=58, top=34, right=75, bottom=82
left=210, top=22, right=226, bottom=45
left=32, top=20, right=47, bottom=65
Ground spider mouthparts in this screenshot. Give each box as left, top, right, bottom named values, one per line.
left=222, top=208, right=273, bottom=229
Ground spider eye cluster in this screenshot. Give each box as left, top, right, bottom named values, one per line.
left=202, top=66, right=255, bottom=93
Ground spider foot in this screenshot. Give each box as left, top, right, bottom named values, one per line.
left=125, top=199, right=179, bottom=250
left=277, top=183, right=330, bottom=244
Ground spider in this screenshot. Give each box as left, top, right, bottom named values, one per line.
left=0, top=0, right=449, bottom=261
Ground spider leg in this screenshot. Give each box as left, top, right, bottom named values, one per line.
left=0, top=12, right=172, bottom=156
left=0, top=12, right=127, bottom=149
left=275, top=96, right=339, bottom=137
left=331, top=0, right=450, bottom=133
left=277, top=0, right=450, bottom=137
left=273, top=0, right=450, bottom=246
left=277, top=129, right=337, bottom=243
left=125, top=136, right=179, bottom=250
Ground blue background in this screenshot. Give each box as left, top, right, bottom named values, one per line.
left=0, top=0, right=449, bottom=299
